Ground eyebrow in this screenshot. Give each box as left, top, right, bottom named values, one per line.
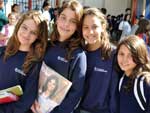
left=21, top=23, right=38, bottom=32
left=60, top=13, right=77, bottom=21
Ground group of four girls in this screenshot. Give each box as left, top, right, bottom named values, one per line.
left=0, top=0, right=149, bottom=113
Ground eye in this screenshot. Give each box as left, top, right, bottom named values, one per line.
left=82, top=26, right=88, bottom=30
left=21, top=25, right=27, bottom=30
left=30, top=31, right=38, bottom=36
left=59, top=15, right=66, bottom=21
left=92, top=25, right=99, bottom=30
left=118, top=52, right=124, bottom=56
left=70, top=19, right=77, bottom=24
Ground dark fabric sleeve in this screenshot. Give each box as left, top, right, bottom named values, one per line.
left=109, top=54, right=119, bottom=113
left=145, top=78, right=150, bottom=113
left=2, top=63, right=41, bottom=113
left=109, top=67, right=119, bottom=113
left=50, top=52, right=87, bottom=113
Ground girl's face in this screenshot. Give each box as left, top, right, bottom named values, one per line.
left=82, top=15, right=102, bottom=45
left=47, top=79, right=56, bottom=92
left=17, top=19, right=38, bottom=51
left=117, top=45, right=137, bottom=76
left=13, top=5, right=20, bottom=13
left=8, top=14, right=17, bottom=25
left=56, top=8, right=77, bottom=41
left=126, top=15, right=130, bottom=20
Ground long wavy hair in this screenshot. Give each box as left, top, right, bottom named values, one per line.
left=42, top=75, right=59, bottom=98
left=49, top=0, right=83, bottom=60
left=3, top=10, right=48, bottom=74
left=116, top=35, right=150, bottom=91
left=135, top=19, right=150, bottom=34
left=81, top=7, right=112, bottom=60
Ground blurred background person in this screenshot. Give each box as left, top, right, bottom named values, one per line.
left=0, top=0, right=8, bottom=31
left=11, top=3, right=21, bottom=20
left=0, top=12, right=17, bottom=46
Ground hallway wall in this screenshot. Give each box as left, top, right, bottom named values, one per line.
left=60, top=0, right=131, bottom=16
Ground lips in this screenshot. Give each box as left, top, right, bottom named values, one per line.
left=59, top=26, right=69, bottom=32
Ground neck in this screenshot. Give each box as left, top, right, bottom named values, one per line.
left=19, top=45, right=30, bottom=52
left=87, top=42, right=101, bottom=51
left=125, top=71, right=132, bottom=77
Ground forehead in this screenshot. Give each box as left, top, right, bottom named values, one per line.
left=119, top=45, right=131, bottom=53
left=83, top=15, right=101, bottom=25
left=22, top=19, right=38, bottom=30
left=14, top=5, right=19, bottom=8
left=60, top=8, right=76, bottom=18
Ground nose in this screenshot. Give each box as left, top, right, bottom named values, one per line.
left=23, top=30, right=30, bottom=37
left=89, top=28, right=94, bottom=34
left=122, top=56, right=129, bottom=63
left=64, top=20, right=70, bottom=27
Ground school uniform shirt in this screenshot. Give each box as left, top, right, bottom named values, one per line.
left=0, top=49, right=41, bottom=113
left=79, top=48, right=119, bottom=113
left=44, top=41, right=87, bottom=113
left=119, top=75, right=150, bottom=113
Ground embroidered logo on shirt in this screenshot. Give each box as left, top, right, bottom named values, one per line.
left=15, top=68, right=26, bottom=76
left=94, top=67, right=108, bottom=73
left=57, top=56, right=68, bottom=63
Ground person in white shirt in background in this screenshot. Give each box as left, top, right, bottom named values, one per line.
left=118, top=14, right=131, bottom=42
left=40, top=0, right=51, bottom=34
left=130, top=17, right=139, bottom=35
left=11, top=4, right=21, bottom=20
left=0, top=12, right=17, bottom=46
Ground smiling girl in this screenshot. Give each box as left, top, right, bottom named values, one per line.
left=116, top=35, right=150, bottom=113
left=76, top=7, right=119, bottom=113
left=32, top=0, right=87, bottom=113
left=0, top=10, right=48, bottom=113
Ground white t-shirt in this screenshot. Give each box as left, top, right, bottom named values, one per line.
left=38, top=93, right=58, bottom=113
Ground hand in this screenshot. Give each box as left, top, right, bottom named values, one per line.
left=31, top=100, right=42, bottom=113
left=31, top=103, right=36, bottom=113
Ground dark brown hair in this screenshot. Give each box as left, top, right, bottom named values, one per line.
left=50, top=0, right=83, bottom=60
left=81, top=7, right=112, bottom=60
left=116, top=35, right=150, bottom=91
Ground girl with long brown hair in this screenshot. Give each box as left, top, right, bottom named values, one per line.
left=0, top=10, right=48, bottom=113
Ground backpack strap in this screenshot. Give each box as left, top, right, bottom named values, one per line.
left=134, top=75, right=146, bottom=111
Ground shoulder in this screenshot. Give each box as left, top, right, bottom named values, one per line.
left=70, top=48, right=87, bottom=67
left=144, top=73, right=150, bottom=85
left=137, top=72, right=150, bottom=86
left=73, top=47, right=86, bottom=55
left=72, top=48, right=86, bottom=60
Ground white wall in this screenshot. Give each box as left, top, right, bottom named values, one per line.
left=78, top=0, right=104, bottom=8
left=60, top=0, right=104, bottom=8
left=60, top=0, right=131, bottom=16
left=105, top=0, right=131, bottom=16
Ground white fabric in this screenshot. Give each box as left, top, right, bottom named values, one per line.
left=38, top=93, right=58, bottom=113
left=119, top=21, right=131, bottom=42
